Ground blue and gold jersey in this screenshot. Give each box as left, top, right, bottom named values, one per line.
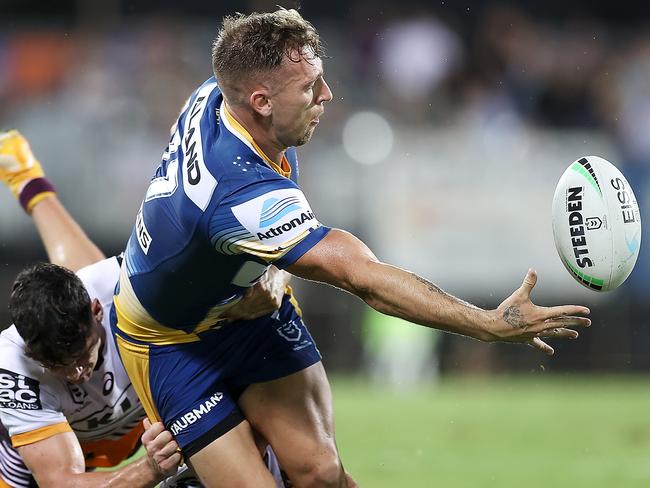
left=114, top=78, right=329, bottom=345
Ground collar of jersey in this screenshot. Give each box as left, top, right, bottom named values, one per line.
left=220, top=102, right=291, bottom=179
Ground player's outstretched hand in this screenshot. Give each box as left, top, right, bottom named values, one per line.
left=487, top=269, right=591, bottom=355
left=142, top=418, right=182, bottom=481
left=0, top=130, right=45, bottom=197
left=222, top=265, right=289, bottom=321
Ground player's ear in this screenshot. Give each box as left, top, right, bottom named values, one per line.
left=250, top=88, right=272, bottom=117
left=90, top=298, right=103, bottom=323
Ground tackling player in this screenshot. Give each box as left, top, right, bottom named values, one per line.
left=0, top=129, right=189, bottom=488
left=113, top=8, right=591, bottom=488
left=0, top=130, right=286, bottom=488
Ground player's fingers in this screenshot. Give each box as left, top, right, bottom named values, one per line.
left=537, top=327, right=578, bottom=339
left=144, top=422, right=168, bottom=444
left=541, top=305, right=590, bottom=320
left=158, top=452, right=182, bottom=472
left=542, top=316, right=591, bottom=328
left=518, top=269, right=537, bottom=298
left=529, top=337, right=554, bottom=355
left=155, top=440, right=181, bottom=459
left=0, top=154, right=18, bottom=170
left=153, top=429, right=174, bottom=447
left=143, top=418, right=151, bottom=429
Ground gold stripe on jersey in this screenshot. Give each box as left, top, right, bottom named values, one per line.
left=287, top=286, right=303, bottom=316
left=115, top=266, right=244, bottom=345
left=222, top=104, right=292, bottom=178
left=114, top=335, right=160, bottom=425
left=11, top=421, right=72, bottom=448
left=234, top=227, right=319, bottom=262
left=115, top=263, right=304, bottom=344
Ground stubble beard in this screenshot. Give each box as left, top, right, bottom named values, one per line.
left=295, top=124, right=316, bottom=147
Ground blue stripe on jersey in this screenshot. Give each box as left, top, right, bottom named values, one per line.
left=275, top=226, right=331, bottom=269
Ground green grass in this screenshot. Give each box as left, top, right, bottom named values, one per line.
left=331, top=375, right=650, bottom=487
left=110, top=375, right=650, bottom=487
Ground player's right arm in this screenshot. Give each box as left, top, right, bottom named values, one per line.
left=17, top=429, right=178, bottom=488
left=286, top=228, right=591, bottom=355
left=0, top=130, right=104, bottom=271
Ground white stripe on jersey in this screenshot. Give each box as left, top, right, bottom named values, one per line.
left=182, top=81, right=218, bottom=211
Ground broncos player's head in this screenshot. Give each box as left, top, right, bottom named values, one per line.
left=212, top=8, right=333, bottom=148
left=9, top=262, right=103, bottom=383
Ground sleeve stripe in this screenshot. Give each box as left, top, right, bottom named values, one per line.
left=10, top=422, right=72, bottom=447
left=275, top=226, right=331, bottom=269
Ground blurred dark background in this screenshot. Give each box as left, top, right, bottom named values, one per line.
left=1, top=0, right=649, bottom=379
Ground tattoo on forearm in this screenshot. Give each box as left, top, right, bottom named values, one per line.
left=503, top=305, right=527, bottom=328
left=413, top=274, right=443, bottom=294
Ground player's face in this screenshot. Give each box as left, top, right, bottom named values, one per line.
left=50, top=325, right=102, bottom=384
left=270, top=50, right=332, bottom=147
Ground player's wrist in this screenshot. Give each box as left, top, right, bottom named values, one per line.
left=18, top=177, right=56, bottom=214
left=474, top=308, right=499, bottom=342
left=141, top=455, right=167, bottom=485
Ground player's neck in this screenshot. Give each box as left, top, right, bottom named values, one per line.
left=225, top=103, right=285, bottom=166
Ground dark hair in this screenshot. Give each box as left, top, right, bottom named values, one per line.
left=212, top=8, right=324, bottom=104
left=9, top=262, right=93, bottom=368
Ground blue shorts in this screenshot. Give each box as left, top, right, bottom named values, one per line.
left=112, top=295, right=321, bottom=457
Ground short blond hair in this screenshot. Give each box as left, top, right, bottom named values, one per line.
left=211, top=8, right=323, bottom=104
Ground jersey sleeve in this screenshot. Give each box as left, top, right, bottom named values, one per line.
left=0, top=329, right=71, bottom=447
left=76, top=256, right=121, bottom=306
left=208, top=178, right=330, bottom=268
left=0, top=371, right=70, bottom=447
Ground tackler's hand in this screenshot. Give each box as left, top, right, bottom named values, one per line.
left=141, top=418, right=182, bottom=481
left=222, top=265, right=290, bottom=321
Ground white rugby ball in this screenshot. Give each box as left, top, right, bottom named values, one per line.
left=552, top=156, right=641, bottom=291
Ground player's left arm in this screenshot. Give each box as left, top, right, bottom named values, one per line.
left=286, top=228, right=591, bottom=355
left=0, top=130, right=105, bottom=271
left=17, top=427, right=179, bottom=488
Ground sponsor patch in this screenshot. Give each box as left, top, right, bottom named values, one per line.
left=135, top=206, right=152, bottom=255
left=182, top=82, right=218, bottom=211
left=231, top=188, right=319, bottom=247
left=0, top=369, right=42, bottom=410
left=170, top=392, right=224, bottom=436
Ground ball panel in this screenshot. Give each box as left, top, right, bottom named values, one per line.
left=551, top=155, right=641, bottom=292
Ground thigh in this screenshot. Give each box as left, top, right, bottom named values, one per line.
left=146, top=341, right=244, bottom=457
left=238, top=362, right=339, bottom=477
left=189, top=419, right=277, bottom=488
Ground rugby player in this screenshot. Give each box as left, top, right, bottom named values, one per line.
left=0, top=130, right=286, bottom=488
left=113, top=8, right=591, bottom=487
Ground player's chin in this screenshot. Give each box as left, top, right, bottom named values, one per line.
left=295, top=126, right=316, bottom=146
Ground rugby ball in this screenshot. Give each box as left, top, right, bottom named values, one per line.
left=552, top=156, right=641, bottom=291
